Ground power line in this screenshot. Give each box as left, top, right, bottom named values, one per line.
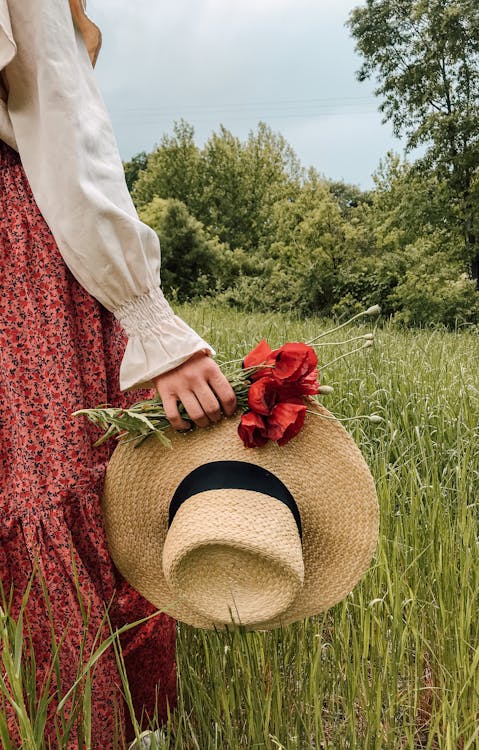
left=110, top=109, right=379, bottom=127
left=109, top=94, right=377, bottom=115
left=109, top=108, right=379, bottom=128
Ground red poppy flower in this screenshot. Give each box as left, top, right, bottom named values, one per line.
left=270, top=342, right=318, bottom=384
left=247, top=377, right=278, bottom=415
left=294, top=369, right=320, bottom=395
left=264, top=401, right=307, bottom=446
left=241, top=340, right=318, bottom=447
left=242, top=339, right=274, bottom=381
left=238, top=411, right=268, bottom=448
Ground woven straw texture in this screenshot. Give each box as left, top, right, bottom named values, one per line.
left=102, top=404, right=379, bottom=630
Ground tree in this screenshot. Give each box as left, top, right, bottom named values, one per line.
left=138, top=197, right=221, bottom=301
left=348, top=0, right=479, bottom=285
left=326, top=177, right=372, bottom=215
left=198, top=122, right=303, bottom=252
left=347, top=152, right=479, bottom=324
left=123, top=151, right=148, bottom=193
left=132, top=120, right=202, bottom=211
left=131, top=121, right=302, bottom=253
left=264, top=171, right=360, bottom=313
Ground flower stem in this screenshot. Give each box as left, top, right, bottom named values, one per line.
left=320, top=341, right=373, bottom=369
left=306, top=409, right=383, bottom=424
left=309, top=333, right=374, bottom=348
left=306, top=306, right=380, bottom=344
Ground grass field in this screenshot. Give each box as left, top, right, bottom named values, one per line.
left=2, top=304, right=478, bottom=749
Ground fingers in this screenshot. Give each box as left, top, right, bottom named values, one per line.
left=193, top=384, right=223, bottom=424
left=153, top=354, right=238, bottom=431
left=161, top=393, right=191, bottom=431
left=178, top=392, right=211, bottom=428
left=208, top=369, right=237, bottom=417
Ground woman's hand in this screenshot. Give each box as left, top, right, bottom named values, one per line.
left=152, top=352, right=237, bottom=430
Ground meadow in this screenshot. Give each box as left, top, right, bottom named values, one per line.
left=1, top=304, right=478, bottom=749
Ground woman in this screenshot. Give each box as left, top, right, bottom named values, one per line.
left=0, top=0, right=236, bottom=746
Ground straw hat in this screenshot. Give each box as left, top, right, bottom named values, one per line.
left=102, top=403, right=379, bottom=630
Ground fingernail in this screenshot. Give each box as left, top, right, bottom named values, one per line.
left=178, top=421, right=193, bottom=432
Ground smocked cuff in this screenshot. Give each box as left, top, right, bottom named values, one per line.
left=113, top=287, right=215, bottom=392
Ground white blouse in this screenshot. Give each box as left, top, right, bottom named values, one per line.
left=0, top=0, right=214, bottom=392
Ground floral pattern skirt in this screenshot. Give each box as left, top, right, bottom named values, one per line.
left=0, top=140, right=176, bottom=748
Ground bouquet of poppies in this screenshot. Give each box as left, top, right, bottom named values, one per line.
left=73, top=305, right=381, bottom=449
left=236, top=339, right=321, bottom=447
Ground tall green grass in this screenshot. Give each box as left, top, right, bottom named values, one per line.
left=1, top=305, right=478, bottom=749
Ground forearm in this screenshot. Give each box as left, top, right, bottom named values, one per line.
left=2, top=0, right=213, bottom=391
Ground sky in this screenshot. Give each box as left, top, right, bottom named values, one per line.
left=88, top=0, right=407, bottom=189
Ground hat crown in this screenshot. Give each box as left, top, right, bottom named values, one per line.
left=163, top=487, right=304, bottom=626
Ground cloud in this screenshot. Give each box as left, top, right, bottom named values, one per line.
left=88, top=0, right=402, bottom=187
left=283, top=112, right=400, bottom=186
left=200, top=0, right=358, bottom=21
left=201, top=0, right=312, bottom=20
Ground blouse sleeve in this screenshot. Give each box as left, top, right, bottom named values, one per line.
left=1, top=0, right=214, bottom=392
left=0, top=0, right=15, bottom=69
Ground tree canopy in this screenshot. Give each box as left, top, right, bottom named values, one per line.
left=124, top=116, right=479, bottom=326
left=348, top=0, right=479, bottom=283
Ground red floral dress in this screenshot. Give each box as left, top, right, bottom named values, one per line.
left=0, top=140, right=176, bottom=748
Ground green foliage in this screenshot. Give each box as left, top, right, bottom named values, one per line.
left=217, top=261, right=305, bottom=314
left=348, top=0, right=479, bottom=146
left=331, top=152, right=479, bottom=324
left=327, top=176, right=373, bottom=214
left=123, top=151, right=148, bottom=193
left=199, top=122, right=302, bottom=251
left=127, top=117, right=478, bottom=326
left=138, top=196, right=256, bottom=303
left=388, top=240, right=479, bottom=325
left=348, top=0, right=479, bottom=283
left=139, top=197, right=223, bottom=301
left=123, top=0, right=479, bottom=322
left=133, top=121, right=202, bottom=211
left=133, top=121, right=302, bottom=252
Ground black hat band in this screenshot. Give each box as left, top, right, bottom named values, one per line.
left=168, top=460, right=302, bottom=540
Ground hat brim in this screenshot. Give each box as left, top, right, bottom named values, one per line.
left=102, top=404, right=379, bottom=630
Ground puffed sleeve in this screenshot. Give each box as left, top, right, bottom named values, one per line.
left=1, top=0, right=214, bottom=391
left=0, top=0, right=15, bottom=69
left=0, top=0, right=16, bottom=148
